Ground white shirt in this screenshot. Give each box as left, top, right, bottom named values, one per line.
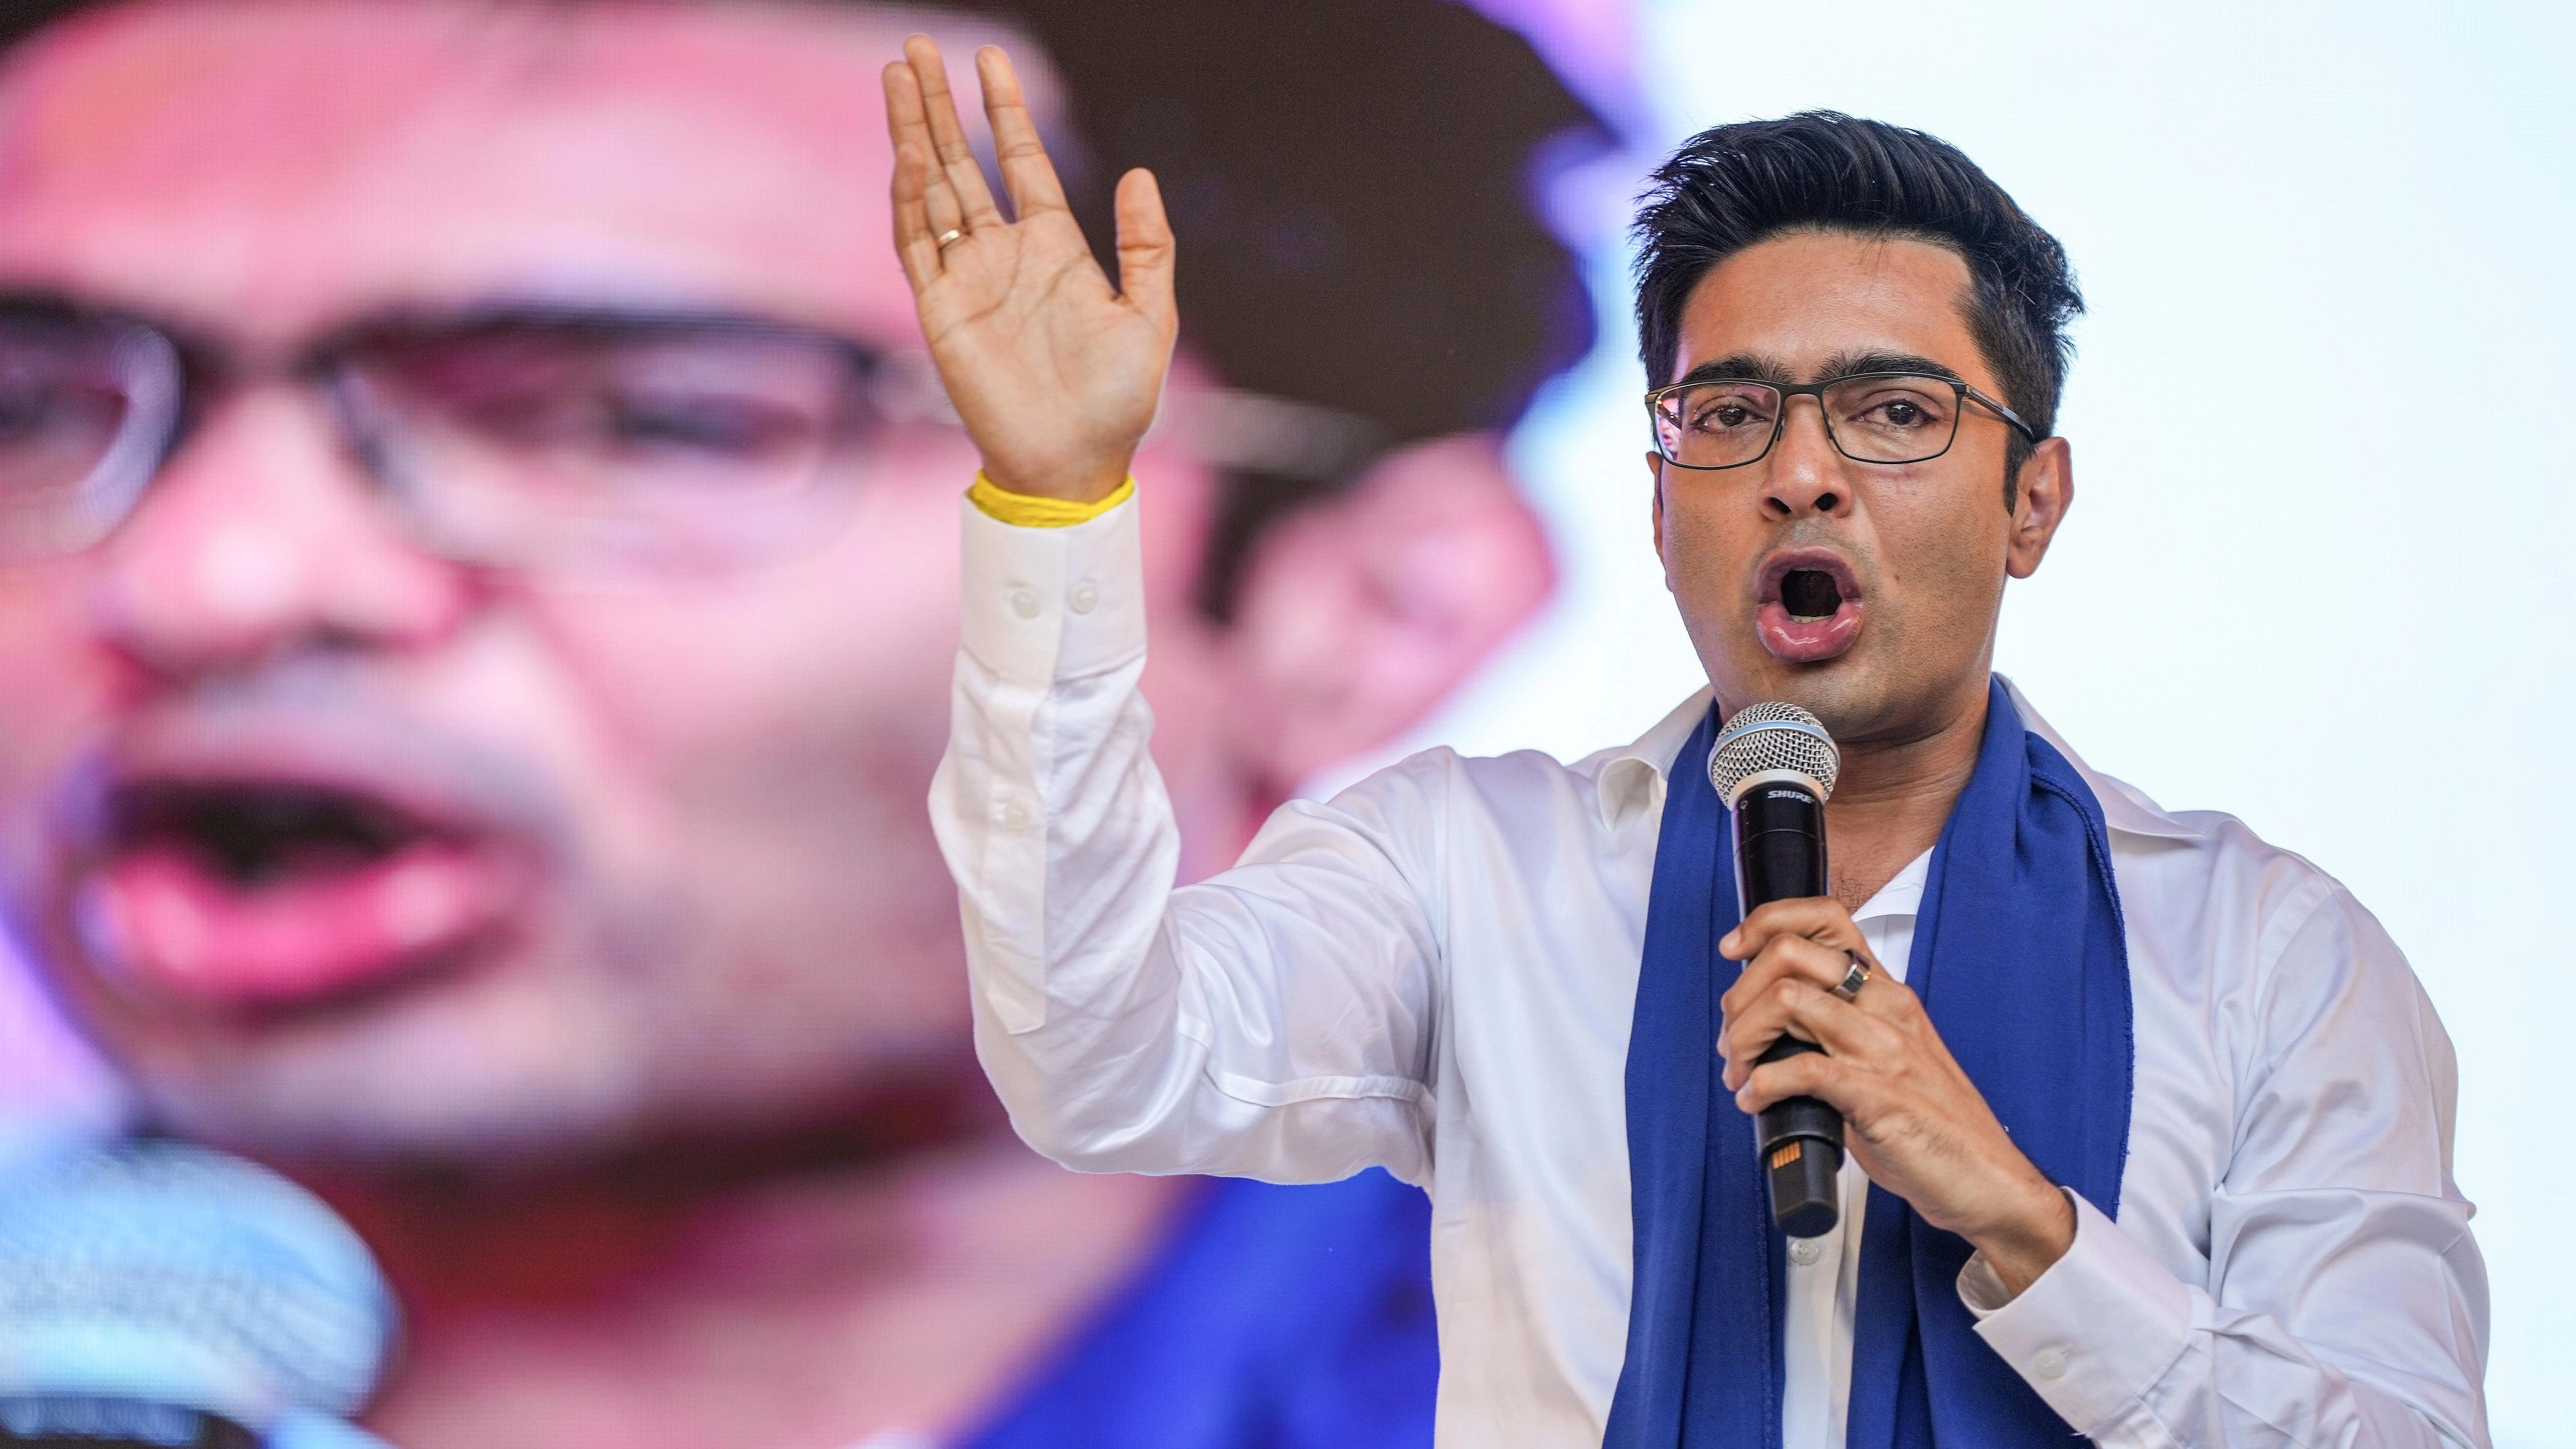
left=1787, top=850, right=1925, bottom=1449
left=931, top=494, right=2490, bottom=1449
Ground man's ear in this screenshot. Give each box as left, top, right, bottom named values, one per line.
left=1225, top=432, right=1553, bottom=787
left=2006, top=435, right=2074, bottom=579
left=1647, top=451, right=1670, bottom=582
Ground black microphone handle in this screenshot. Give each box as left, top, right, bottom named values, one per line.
left=1731, top=776, right=1846, bottom=1239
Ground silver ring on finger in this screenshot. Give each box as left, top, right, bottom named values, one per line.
left=933, top=227, right=966, bottom=249
left=1830, top=952, right=1871, bottom=1002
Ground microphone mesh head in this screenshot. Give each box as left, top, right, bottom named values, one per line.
left=1708, top=701, right=1840, bottom=803
left=0, top=1140, right=395, bottom=1429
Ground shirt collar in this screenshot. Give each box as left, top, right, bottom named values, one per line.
left=1855, top=849, right=1931, bottom=922
left=1592, top=687, right=1713, bottom=831
left=1589, top=677, right=2208, bottom=843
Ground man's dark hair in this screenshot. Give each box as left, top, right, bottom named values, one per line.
left=0, top=0, right=1605, bottom=620
left=1631, top=111, right=2081, bottom=496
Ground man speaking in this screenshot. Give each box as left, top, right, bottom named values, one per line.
left=892, top=38, right=2491, bottom=1449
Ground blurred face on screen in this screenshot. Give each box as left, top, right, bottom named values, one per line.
left=0, top=0, right=1546, bottom=1162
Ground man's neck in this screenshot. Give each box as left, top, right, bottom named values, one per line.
left=1818, top=681, right=1991, bottom=914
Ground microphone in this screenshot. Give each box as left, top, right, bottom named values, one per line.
left=0, top=1140, right=398, bottom=1448
left=1708, top=701, right=1845, bottom=1239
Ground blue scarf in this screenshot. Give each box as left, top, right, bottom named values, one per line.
left=1605, top=677, right=2133, bottom=1449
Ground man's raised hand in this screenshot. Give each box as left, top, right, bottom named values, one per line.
left=883, top=38, right=1176, bottom=503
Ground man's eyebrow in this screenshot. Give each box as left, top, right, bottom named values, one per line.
left=1665, top=351, right=1970, bottom=389
left=0, top=286, right=88, bottom=320
left=1817, top=350, right=1962, bottom=384
left=1670, top=354, right=1795, bottom=388
left=0, top=285, right=237, bottom=368
left=364, top=296, right=844, bottom=338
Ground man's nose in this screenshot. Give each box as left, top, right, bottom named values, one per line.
left=1759, top=398, right=1854, bottom=521
left=88, top=387, right=476, bottom=679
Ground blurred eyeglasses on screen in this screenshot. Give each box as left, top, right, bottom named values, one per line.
left=0, top=296, right=954, bottom=573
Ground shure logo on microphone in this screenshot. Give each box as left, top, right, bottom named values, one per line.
left=1763, top=788, right=1809, bottom=801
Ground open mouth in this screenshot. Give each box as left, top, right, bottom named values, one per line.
left=76, top=773, right=527, bottom=1008
left=1755, top=551, right=1866, bottom=664
left=1780, top=569, right=1844, bottom=622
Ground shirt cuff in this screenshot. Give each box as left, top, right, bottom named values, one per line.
left=1958, top=1190, right=2194, bottom=1436
left=958, top=482, right=1146, bottom=689
left=967, top=472, right=1136, bottom=527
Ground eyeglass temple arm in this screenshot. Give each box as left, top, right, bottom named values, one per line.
left=1961, top=383, right=2042, bottom=441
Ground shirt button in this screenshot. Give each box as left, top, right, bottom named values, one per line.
left=1000, top=799, right=1033, bottom=833
left=1788, top=1237, right=1823, bottom=1267
left=1069, top=580, right=1099, bottom=615
left=2031, top=1347, right=2069, bottom=1381
left=1008, top=587, right=1041, bottom=620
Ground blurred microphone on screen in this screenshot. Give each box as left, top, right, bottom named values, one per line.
left=0, top=1142, right=395, bottom=1449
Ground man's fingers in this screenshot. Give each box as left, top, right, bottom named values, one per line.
left=888, top=141, right=943, bottom=291
left=1112, top=167, right=1176, bottom=332
left=1718, top=931, right=1865, bottom=1021
left=975, top=46, right=1068, bottom=218
left=903, top=34, right=1004, bottom=228
left=1722, top=897, right=1866, bottom=962
left=884, top=59, right=965, bottom=243
left=883, top=55, right=934, bottom=157
left=1718, top=975, right=1896, bottom=1087
left=881, top=66, right=943, bottom=288
left=1717, top=976, right=1818, bottom=1088
left=1737, top=1047, right=1848, bottom=1117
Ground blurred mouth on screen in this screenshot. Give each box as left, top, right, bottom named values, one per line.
left=56, top=717, right=547, bottom=1012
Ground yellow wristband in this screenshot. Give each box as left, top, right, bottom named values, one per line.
left=967, top=472, right=1135, bottom=528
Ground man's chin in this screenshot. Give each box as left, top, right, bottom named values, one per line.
left=126, top=1062, right=653, bottom=1177
left=1711, top=652, right=1915, bottom=754
left=46, top=937, right=649, bottom=1173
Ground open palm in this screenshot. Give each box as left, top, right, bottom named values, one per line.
left=884, top=39, right=1176, bottom=503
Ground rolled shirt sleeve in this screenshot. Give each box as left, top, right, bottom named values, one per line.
left=931, top=486, right=1440, bottom=1186
left=1956, top=886, right=2490, bottom=1448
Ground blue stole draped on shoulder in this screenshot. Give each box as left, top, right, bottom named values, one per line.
left=1605, top=677, right=2134, bottom=1449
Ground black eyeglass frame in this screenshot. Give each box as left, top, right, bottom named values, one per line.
left=1643, top=370, right=2042, bottom=472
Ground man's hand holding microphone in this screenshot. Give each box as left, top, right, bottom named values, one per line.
left=1719, top=896, right=2075, bottom=1294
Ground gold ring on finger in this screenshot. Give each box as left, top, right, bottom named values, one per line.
left=933, top=227, right=965, bottom=249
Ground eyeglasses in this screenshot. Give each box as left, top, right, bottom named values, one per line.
left=1644, top=371, right=2039, bottom=472
left=0, top=296, right=955, bottom=572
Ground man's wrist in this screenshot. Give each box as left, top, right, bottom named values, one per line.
left=1966, top=1178, right=2077, bottom=1298
left=969, top=472, right=1135, bottom=528
left=977, top=458, right=1134, bottom=506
